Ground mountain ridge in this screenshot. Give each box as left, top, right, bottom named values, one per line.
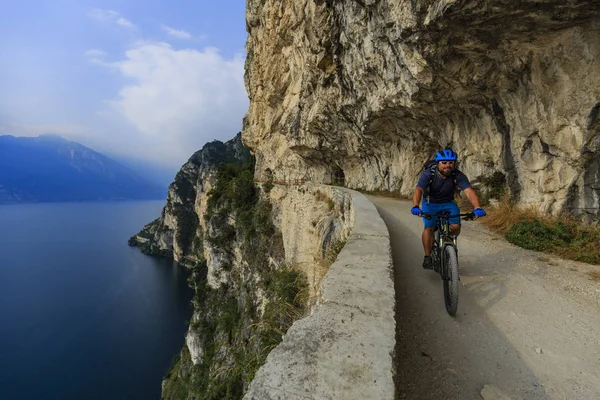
left=0, top=134, right=166, bottom=203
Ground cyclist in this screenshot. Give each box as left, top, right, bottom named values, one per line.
left=411, top=149, right=486, bottom=270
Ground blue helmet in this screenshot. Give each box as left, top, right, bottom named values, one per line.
left=435, top=149, right=457, bottom=162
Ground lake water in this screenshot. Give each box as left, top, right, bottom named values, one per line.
left=0, top=201, right=193, bottom=400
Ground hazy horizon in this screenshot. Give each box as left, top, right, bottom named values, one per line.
left=1, top=1, right=248, bottom=171
left=0, top=131, right=241, bottom=186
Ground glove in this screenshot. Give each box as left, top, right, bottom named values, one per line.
left=411, top=206, right=422, bottom=216
left=473, top=208, right=486, bottom=218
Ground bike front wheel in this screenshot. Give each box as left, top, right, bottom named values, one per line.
left=442, top=246, right=459, bottom=316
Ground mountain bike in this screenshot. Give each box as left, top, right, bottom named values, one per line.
left=422, top=211, right=476, bottom=316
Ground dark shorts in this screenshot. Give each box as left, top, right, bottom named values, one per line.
left=422, top=201, right=460, bottom=229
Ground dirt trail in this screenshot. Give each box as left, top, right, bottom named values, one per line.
left=369, top=196, right=600, bottom=400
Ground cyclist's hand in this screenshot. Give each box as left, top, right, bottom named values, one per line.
left=411, top=206, right=422, bottom=217
left=473, top=208, right=486, bottom=218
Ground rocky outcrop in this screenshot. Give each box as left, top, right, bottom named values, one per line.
left=129, top=133, right=252, bottom=266
left=268, top=183, right=353, bottom=303
left=130, top=134, right=352, bottom=399
left=244, top=0, right=600, bottom=221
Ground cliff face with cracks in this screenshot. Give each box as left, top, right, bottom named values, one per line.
left=130, top=134, right=352, bottom=399
left=244, top=0, right=600, bottom=221
left=129, top=134, right=253, bottom=268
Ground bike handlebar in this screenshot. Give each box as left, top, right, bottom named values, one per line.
left=421, top=211, right=476, bottom=221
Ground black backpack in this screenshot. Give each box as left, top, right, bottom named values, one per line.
left=422, top=160, right=461, bottom=201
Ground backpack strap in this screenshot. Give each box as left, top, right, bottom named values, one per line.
left=452, top=170, right=462, bottom=198
left=426, top=167, right=461, bottom=202
left=426, top=164, right=436, bottom=203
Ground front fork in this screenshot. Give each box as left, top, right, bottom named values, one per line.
left=434, top=230, right=459, bottom=280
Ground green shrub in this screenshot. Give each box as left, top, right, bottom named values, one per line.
left=174, top=204, right=199, bottom=254
left=206, top=221, right=236, bottom=249
left=207, top=163, right=256, bottom=217
left=263, top=180, right=274, bottom=193
left=482, top=171, right=507, bottom=199
left=506, top=218, right=573, bottom=251
left=174, top=172, right=196, bottom=200
left=324, top=238, right=347, bottom=265
left=217, top=296, right=241, bottom=336
left=161, top=347, right=193, bottom=399
left=168, top=159, right=309, bottom=400
left=505, top=217, right=600, bottom=265
left=261, top=268, right=308, bottom=349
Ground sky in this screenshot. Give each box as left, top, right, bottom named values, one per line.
left=0, top=0, right=249, bottom=173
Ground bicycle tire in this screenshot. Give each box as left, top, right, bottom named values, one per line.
left=433, top=230, right=440, bottom=272
left=443, top=246, right=459, bottom=316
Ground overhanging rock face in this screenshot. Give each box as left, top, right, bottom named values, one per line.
left=243, top=189, right=395, bottom=400
left=243, top=0, right=600, bottom=221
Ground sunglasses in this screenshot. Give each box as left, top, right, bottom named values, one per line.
left=439, top=161, right=455, bottom=165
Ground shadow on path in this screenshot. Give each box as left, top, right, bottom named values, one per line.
left=373, top=201, right=549, bottom=400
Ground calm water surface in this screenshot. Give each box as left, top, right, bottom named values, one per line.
left=0, top=201, right=193, bottom=400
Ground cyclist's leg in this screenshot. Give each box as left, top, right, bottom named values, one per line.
left=447, top=201, right=461, bottom=235
left=421, top=201, right=437, bottom=257
left=450, top=224, right=461, bottom=235
left=423, top=227, right=435, bottom=256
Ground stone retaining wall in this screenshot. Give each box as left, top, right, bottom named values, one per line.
left=244, top=188, right=395, bottom=400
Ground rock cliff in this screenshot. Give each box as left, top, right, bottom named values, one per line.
left=244, top=0, right=600, bottom=221
left=129, top=134, right=253, bottom=266
left=130, top=134, right=351, bottom=399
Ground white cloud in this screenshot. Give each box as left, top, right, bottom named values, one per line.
left=89, top=9, right=136, bottom=30
left=85, top=49, right=109, bottom=65
left=117, top=17, right=136, bottom=30
left=161, top=24, right=193, bottom=40
left=89, top=9, right=118, bottom=21
left=85, top=49, right=107, bottom=58
left=106, top=42, right=248, bottom=163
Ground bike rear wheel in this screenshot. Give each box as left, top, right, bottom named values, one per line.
left=443, top=246, right=459, bottom=316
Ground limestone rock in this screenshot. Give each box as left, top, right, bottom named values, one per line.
left=244, top=0, right=600, bottom=221
left=185, top=330, right=204, bottom=365
left=130, top=130, right=355, bottom=398
left=129, top=133, right=252, bottom=266
left=268, top=184, right=354, bottom=302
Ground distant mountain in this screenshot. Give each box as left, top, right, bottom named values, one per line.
left=0, top=134, right=166, bottom=203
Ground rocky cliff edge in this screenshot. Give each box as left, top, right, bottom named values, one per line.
left=244, top=0, right=600, bottom=221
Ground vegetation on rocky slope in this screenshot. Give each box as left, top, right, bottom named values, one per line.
left=161, top=161, right=308, bottom=400
left=481, top=193, right=600, bottom=266
left=127, top=218, right=173, bottom=258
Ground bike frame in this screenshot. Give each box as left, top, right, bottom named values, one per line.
left=423, top=211, right=474, bottom=280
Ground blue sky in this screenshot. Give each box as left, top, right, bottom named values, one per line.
left=0, top=0, right=248, bottom=171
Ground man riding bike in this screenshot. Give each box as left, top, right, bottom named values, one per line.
left=411, top=149, right=486, bottom=270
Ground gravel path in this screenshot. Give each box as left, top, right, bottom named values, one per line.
left=369, top=196, right=600, bottom=400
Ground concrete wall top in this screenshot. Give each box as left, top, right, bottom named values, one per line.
left=244, top=187, right=395, bottom=400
